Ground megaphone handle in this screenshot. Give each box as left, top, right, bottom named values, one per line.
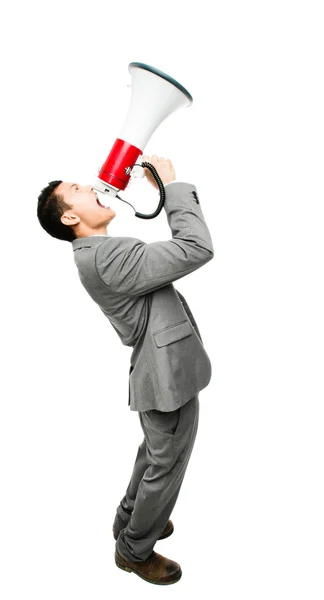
left=116, top=162, right=166, bottom=220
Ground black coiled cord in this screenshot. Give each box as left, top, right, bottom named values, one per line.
left=116, top=161, right=166, bottom=219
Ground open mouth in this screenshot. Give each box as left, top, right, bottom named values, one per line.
left=96, top=198, right=110, bottom=209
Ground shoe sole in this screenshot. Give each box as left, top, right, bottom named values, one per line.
left=115, top=559, right=182, bottom=585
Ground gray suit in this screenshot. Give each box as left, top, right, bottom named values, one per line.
left=72, top=182, right=214, bottom=412
left=72, top=182, right=214, bottom=562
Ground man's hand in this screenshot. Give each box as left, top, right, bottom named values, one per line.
left=141, top=154, right=176, bottom=189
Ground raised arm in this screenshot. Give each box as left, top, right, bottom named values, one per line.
left=95, top=156, right=214, bottom=297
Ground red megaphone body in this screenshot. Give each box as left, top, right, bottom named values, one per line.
left=94, top=62, right=193, bottom=199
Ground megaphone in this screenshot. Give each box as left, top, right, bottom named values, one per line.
left=93, top=62, right=193, bottom=219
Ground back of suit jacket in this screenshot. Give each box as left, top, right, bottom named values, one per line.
left=72, top=182, right=214, bottom=412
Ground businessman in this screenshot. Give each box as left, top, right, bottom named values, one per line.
left=37, top=155, right=214, bottom=585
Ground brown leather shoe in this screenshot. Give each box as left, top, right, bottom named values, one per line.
left=113, top=519, right=174, bottom=541
left=115, top=549, right=182, bottom=585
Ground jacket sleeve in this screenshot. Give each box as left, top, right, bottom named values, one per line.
left=95, top=182, right=214, bottom=297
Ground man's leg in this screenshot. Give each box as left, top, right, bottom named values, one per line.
left=113, top=438, right=148, bottom=537
left=116, top=394, right=199, bottom=562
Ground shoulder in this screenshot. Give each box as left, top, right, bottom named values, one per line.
left=95, top=235, right=145, bottom=266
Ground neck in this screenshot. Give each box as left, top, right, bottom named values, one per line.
left=74, top=225, right=108, bottom=238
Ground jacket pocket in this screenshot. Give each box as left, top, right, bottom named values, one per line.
left=153, top=320, right=193, bottom=348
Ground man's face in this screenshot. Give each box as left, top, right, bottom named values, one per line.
left=57, top=182, right=116, bottom=236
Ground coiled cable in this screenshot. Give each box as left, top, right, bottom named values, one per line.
left=116, top=161, right=166, bottom=219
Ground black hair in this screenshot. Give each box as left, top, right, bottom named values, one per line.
left=37, top=180, right=77, bottom=242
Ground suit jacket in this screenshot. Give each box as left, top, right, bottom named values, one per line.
left=72, top=182, right=214, bottom=412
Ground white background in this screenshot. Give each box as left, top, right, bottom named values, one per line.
left=1, top=1, right=323, bottom=598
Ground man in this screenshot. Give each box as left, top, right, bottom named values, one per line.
left=37, top=154, right=214, bottom=585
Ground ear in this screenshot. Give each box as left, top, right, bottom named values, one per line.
left=61, top=213, right=81, bottom=226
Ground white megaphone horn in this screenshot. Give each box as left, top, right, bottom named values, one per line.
left=94, top=62, right=193, bottom=218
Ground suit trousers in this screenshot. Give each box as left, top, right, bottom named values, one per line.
left=114, top=394, right=199, bottom=562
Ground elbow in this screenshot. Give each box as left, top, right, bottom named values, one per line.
left=194, top=247, right=214, bottom=268
left=195, top=249, right=214, bottom=270
left=203, top=247, right=215, bottom=263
